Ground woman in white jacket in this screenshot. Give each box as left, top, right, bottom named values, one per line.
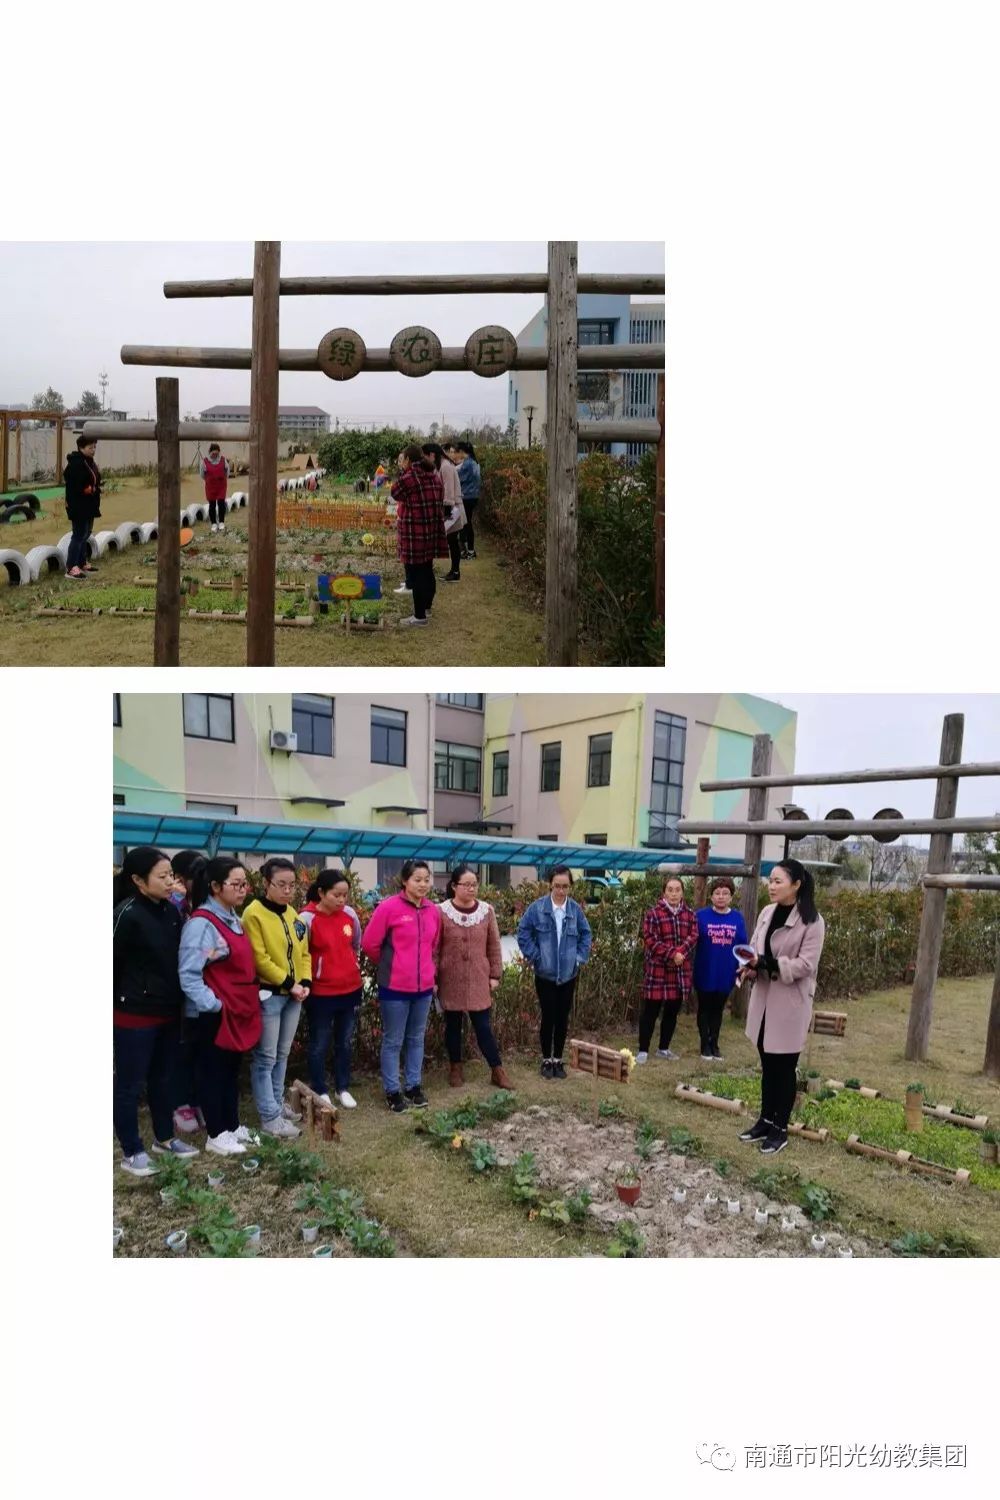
left=422, top=442, right=466, bottom=582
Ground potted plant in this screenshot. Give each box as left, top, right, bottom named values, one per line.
left=754, top=1208, right=769, bottom=1230
left=113, top=1226, right=124, bottom=1250
left=312, top=1244, right=333, bottom=1258
left=165, top=1230, right=188, bottom=1255
left=703, top=1191, right=719, bottom=1217
left=207, top=1171, right=225, bottom=1190
left=810, top=1233, right=827, bottom=1253
left=726, top=1197, right=741, bottom=1216
left=904, top=1081, right=926, bottom=1131
left=242, top=1157, right=260, bottom=1175
left=614, top=1166, right=641, bottom=1206
left=980, top=1128, right=999, bottom=1165
left=243, top=1224, right=262, bottom=1251
left=672, top=1186, right=687, bottom=1205
left=806, top=1069, right=823, bottom=1095
left=302, top=1221, right=320, bottom=1244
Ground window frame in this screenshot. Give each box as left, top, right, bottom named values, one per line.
left=182, top=693, right=235, bottom=744
left=587, top=732, right=613, bottom=788
left=371, top=705, right=407, bottom=767
left=434, top=739, right=482, bottom=795
left=540, top=741, right=562, bottom=793
left=292, top=694, right=335, bottom=758
left=492, top=749, right=509, bottom=799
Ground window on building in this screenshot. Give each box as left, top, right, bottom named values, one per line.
left=588, top=732, right=612, bottom=787
left=435, top=741, right=482, bottom=794
left=435, top=694, right=484, bottom=710
left=540, top=741, right=561, bottom=792
left=183, top=693, right=235, bottom=743
left=514, top=389, right=518, bottom=412
left=538, top=834, right=558, bottom=842
left=583, top=832, right=608, bottom=876
left=376, top=857, right=406, bottom=889
left=113, top=793, right=125, bottom=806
left=578, top=319, right=616, bottom=345
left=371, top=705, right=407, bottom=766
left=487, top=864, right=511, bottom=889
left=292, top=694, right=334, bottom=757
left=578, top=373, right=611, bottom=403
left=578, top=440, right=612, bottom=457
left=492, top=750, right=509, bottom=798
left=113, top=693, right=121, bottom=726
left=185, top=800, right=238, bottom=817
left=649, top=710, right=687, bottom=844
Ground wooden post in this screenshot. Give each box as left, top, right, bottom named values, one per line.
left=545, top=240, right=578, bottom=666
left=654, top=373, right=665, bottom=626
left=56, top=418, right=64, bottom=488
left=984, top=936, right=1000, bottom=1081
left=693, top=837, right=710, bottom=909
left=246, top=240, right=281, bottom=667
left=733, top=734, right=772, bottom=1019
left=15, top=421, right=21, bottom=486
left=0, top=414, right=8, bottom=493
left=153, top=377, right=181, bottom=667
left=905, top=714, right=964, bottom=1060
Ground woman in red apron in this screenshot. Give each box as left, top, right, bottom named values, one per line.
left=178, top=857, right=262, bottom=1156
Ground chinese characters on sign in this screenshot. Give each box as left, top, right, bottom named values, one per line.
left=741, top=1443, right=967, bottom=1469
left=464, top=324, right=517, bottom=377
left=389, top=325, right=443, bottom=377
left=318, top=328, right=366, bottom=381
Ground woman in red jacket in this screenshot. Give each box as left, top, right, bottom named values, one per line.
left=303, top=870, right=363, bottom=1110
left=390, top=446, right=448, bottom=627
left=638, top=876, right=699, bottom=1062
left=200, top=443, right=229, bottom=532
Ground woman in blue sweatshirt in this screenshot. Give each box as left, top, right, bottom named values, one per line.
left=693, top=878, right=747, bottom=1061
left=446, top=441, right=481, bottom=559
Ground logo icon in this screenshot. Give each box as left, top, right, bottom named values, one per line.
left=696, top=1443, right=736, bottom=1472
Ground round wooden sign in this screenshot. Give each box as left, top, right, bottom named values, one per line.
left=464, top=324, right=517, bottom=377
left=330, top=574, right=364, bottom=599
left=318, top=327, right=366, bottom=381
left=389, top=325, right=442, bottom=377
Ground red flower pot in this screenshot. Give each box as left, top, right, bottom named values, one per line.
left=615, top=1181, right=641, bottom=1206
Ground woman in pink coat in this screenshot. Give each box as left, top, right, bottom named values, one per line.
left=736, top=859, right=825, bottom=1156
left=361, top=859, right=442, bottom=1113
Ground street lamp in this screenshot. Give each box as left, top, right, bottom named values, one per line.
left=524, top=404, right=535, bottom=449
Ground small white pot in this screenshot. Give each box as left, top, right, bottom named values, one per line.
left=113, top=1227, right=124, bottom=1249
left=160, top=1187, right=179, bottom=1205
left=242, top=1158, right=260, bottom=1174
left=243, top=1224, right=261, bottom=1249
left=302, top=1223, right=319, bottom=1244
left=810, top=1234, right=827, bottom=1253
left=754, top=1209, right=768, bottom=1228
left=703, top=1193, right=718, bottom=1213
left=837, top=1246, right=854, bottom=1258
left=165, top=1230, right=188, bottom=1255
left=780, top=1218, right=796, bottom=1233
left=672, top=1187, right=687, bottom=1204
left=726, top=1199, right=741, bottom=1215
left=312, top=1244, right=333, bottom=1257
left=207, top=1173, right=225, bottom=1189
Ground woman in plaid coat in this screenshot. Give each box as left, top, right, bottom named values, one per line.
left=638, top=876, right=699, bottom=1061
left=391, top=445, right=449, bottom=627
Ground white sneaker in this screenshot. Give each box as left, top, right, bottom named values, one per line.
left=261, top=1115, right=300, bottom=1139
left=206, top=1133, right=246, bottom=1156
left=317, top=1093, right=334, bottom=1109
left=234, top=1124, right=259, bottom=1145
left=121, top=1151, right=156, bottom=1177
left=398, top=615, right=429, bottom=628
left=657, top=1048, right=680, bottom=1060
left=335, top=1090, right=357, bottom=1109
left=636, top=1051, right=648, bottom=1064
left=393, top=584, right=412, bottom=595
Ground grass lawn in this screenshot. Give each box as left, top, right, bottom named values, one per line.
left=0, top=476, right=550, bottom=665
left=113, top=976, right=1000, bottom=1259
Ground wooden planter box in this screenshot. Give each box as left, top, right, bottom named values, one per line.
left=845, top=1134, right=970, bottom=1185
left=674, top=1082, right=744, bottom=1115
left=288, top=1079, right=339, bottom=1141
left=569, top=1040, right=631, bottom=1083
left=810, top=1010, right=847, bottom=1037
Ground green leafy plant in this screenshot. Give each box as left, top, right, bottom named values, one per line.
left=887, top=1228, right=982, bottom=1258
left=615, top=1164, right=640, bottom=1185
left=844, top=1078, right=862, bottom=1090
left=565, top=1187, right=593, bottom=1224
left=713, top=1159, right=732, bottom=1178
left=539, top=1198, right=571, bottom=1226
left=468, top=1140, right=498, bottom=1174
left=270, top=1147, right=324, bottom=1187
left=751, top=1165, right=801, bottom=1199
left=509, top=1151, right=541, bottom=1206
left=816, top=1087, right=837, bottom=1101
left=799, top=1181, right=834, bottom=1222
left=905, top=1081, right=927, bottom=1096
left=203, top=1225, right=252, bottom=1257
left=598, top=1097, right=624, bottom=1118
left=606, top=1220, right=645, bottom=1258
left=634, top=1119, right=661, bottom=1161
left=476, top=1090, right=517, bottom=1121
left=152, top=1153, right=194, bottom=1199
left=344, top=1216, right=395, bottom=1257
left=667, top=1125, right=699, bottom=1156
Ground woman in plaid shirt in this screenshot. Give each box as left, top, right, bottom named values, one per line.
left=638, top=876, right=699, bottom=1061
left=391, top=445, right=449, bottom=626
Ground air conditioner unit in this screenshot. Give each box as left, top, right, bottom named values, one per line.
left=269, top=729, right=298, bottom=753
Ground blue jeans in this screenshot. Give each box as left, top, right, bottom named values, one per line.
left=251, top=992, right=304, bottom=1122
left=306, top=991, right=361, bottom=1095
left=66, top=516, right=93, bottom=571
left=113, top=1020, right=182, bottom=1156
left=379, top=989, right=433, bottom=1094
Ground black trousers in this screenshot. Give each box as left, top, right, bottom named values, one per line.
left=756, top=1016, right=799, bottom=1131
left=444, top=1008, right=502, bottom=1068
left=638, top=999, right=681, bottom=1053
left=460, top=499, right=478, bottom=553
left=410, top=561, right=436, bottom=619
left=193, top=1010, right=243, bottom=1139
left=696, top=989, right=729, bottom=1052
left=535, top=975, right=577, bottom=1059
left=207, top=498, right=225, bottom=524
left=447, top=533, right=462, bottom=574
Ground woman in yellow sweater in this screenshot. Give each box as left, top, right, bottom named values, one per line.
left=242, top=858, right=312, bottom=1138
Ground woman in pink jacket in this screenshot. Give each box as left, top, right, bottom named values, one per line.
left=736, top=859, right=826, bottom=1156
left=361, top=859, right=442, bottom=1113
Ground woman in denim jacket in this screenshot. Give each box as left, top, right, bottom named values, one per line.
left=516, top=866, right=593, bottom=1079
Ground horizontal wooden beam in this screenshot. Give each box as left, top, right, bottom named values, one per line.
left=163, top=272, right=665, bottom=298
left=679, top=816, right=1000, bottom=837
left=655, top=864, right=754, bottom=878
left=700, top=760, right=1000, bottom=792
left=120, top=343, right=665, bottom=373
left=80, top=420, right=250, bottom=440
left=579, top=419, right=661, bottom=442
left=923, top=874, right=1000, bottom=891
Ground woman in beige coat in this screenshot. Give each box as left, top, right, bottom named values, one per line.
left=736, top=859, right=825, bottom=1156
left=436, top=865, right=512, bottom=1090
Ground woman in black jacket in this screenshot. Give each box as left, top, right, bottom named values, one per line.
left=113, top=846, right=199, bottom=1175
left=63, top=435, right=102, bottom=580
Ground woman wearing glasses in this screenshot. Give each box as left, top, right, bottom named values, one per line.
left=436, top=865, right=512, bottom=1089
left=178, top=858, right=262, bottom=1157
left=242, top=858, right=312, bottom=1137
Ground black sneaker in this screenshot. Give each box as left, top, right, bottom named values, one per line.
left=404, top=1086, right=428, bottom=1109
left=465, top=549, right=477, bottom=559
left=738, top=1118, right=772, bottom=1143
left=551, top=1060, right=567, bottom=1080
left=385, top=1091, right=407, bottom=1113
left=444, top=571, right=460, bottom=582
left=759, top=1129, right=789, bottom=1155
left=540, top=1060, right=554, bottom=1079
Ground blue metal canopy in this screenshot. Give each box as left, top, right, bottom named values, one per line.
left=112, top=809, right=771, bottom=875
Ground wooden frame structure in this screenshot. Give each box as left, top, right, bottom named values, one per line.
left=0, top=409, right=66, bottom=492
left=569, top=1039, right=631, bottom=1083
left=118, top=241, right=666, bottom=666
left=677, top=714, right=1000, bottom=1070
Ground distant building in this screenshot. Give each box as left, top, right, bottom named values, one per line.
left=507, top=295, right=664, bottom=461
left=199, top=405, right=331, bottom=434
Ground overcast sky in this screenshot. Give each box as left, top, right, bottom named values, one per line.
left=770, top=694, right=1000, bottom=833
left=0, top=240, right=663, bottom=423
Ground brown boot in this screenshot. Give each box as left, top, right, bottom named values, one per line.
left=449, top=1062, right=464, bottom=1088
left=490, top=1065, right=513, bottom=1091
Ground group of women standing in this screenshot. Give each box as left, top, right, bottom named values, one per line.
left=639, top=860, right=825, bottom=1157
left=389, top=442, right=481, bottom=626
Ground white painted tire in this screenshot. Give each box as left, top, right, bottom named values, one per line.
left=115, top=521, right=143, bottom=548
left=0, top=548, right=30, bottom=586
left=92, top=530, right=120, bottom=557
left=234, top=492, right=247, bottom=508
left=192, top=503, right=208, bottom=522
left=179, top=507, right=194, bottom=527
left=24, top=544, right=64, bottom=581
left=139, top=522, right=159, bottom=543
left=57, top=531, right=96, bottom=565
